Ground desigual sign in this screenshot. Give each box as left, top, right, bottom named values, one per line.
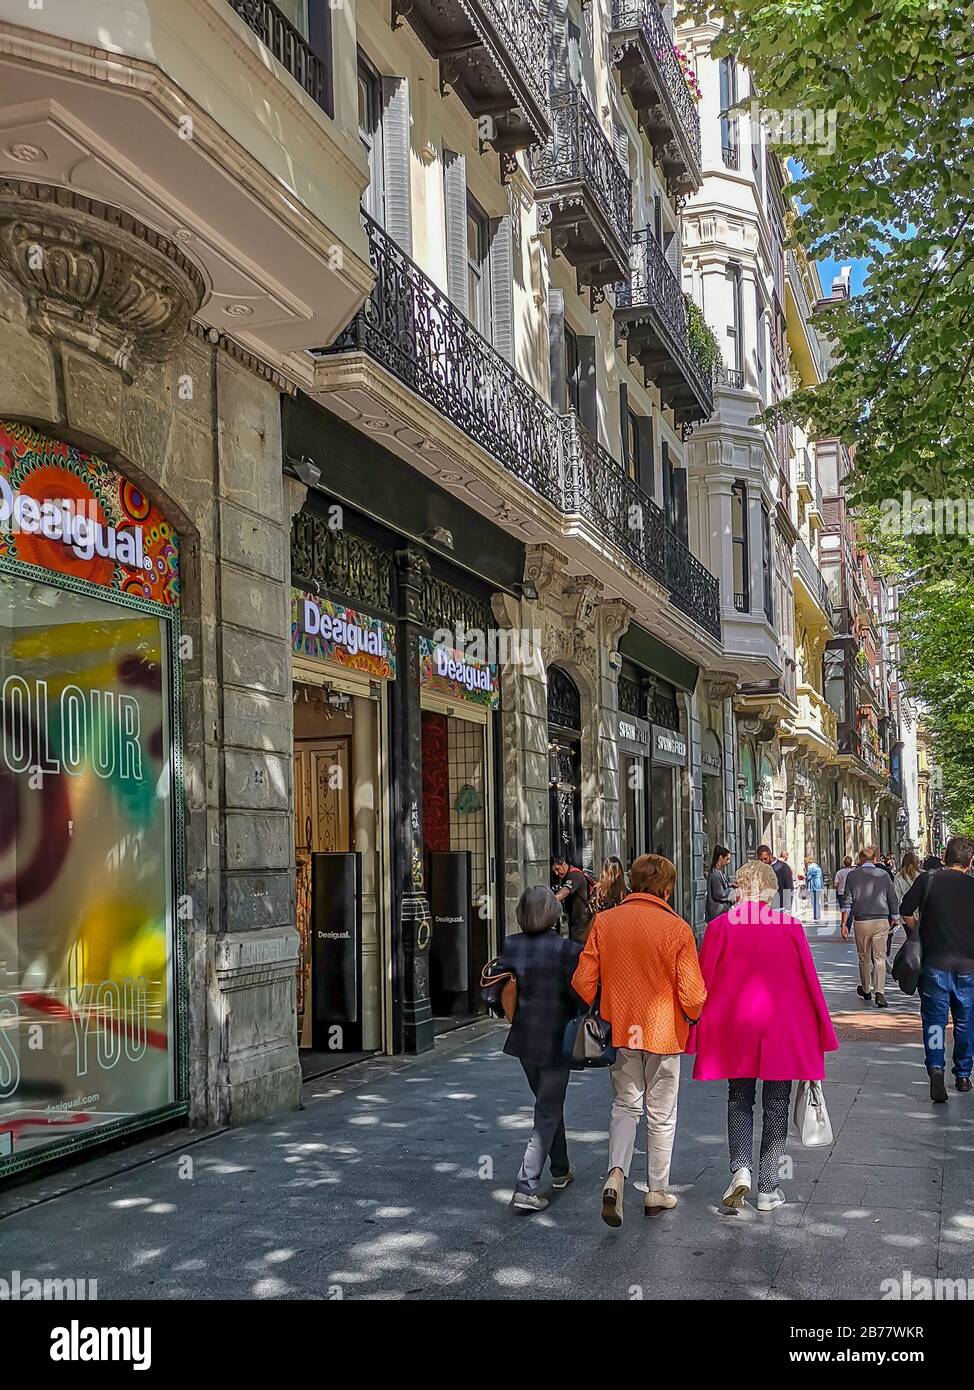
left=0, top=421, right=179, bottom=607
left=291, top=589, right=396, bottom=680
left=419, top=638, right=499, bottom=709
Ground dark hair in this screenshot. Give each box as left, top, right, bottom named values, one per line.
left=756, top=844, right=773, bottom=857
left=630, top=853, right=676, bottom=898
left=944, top=837, right=974, bottom=869
left=922, top=854, right=943, bottom=870
left=550, top=855, right=569, bottom=868
left=842, top=856, right=854, bottom=867
left=710, top=845, right=730, bottom=871
left=516, top=885, right=562, bottom=934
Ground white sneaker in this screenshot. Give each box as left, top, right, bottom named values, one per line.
left=512, top=1192, right=548, bottom=1212
left=757, top=1188, right=786, bottom=1212
left=721, top=1168, right=751, bottom=1210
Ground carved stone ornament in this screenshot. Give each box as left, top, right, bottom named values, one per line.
left=0, top=180, right=206, bottom=382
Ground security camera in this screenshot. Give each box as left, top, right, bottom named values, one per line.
left=288, top=455, right=321, bottom=488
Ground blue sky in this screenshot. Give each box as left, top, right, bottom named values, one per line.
left=817, top=255, right=869, bottom=297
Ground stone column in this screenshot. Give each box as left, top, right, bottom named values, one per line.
left=392, top=547, right=434, bottom=1054
left=596, top=598, right=634, bottom=865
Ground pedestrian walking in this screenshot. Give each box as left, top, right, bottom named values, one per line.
left=891, top=850, right=922, bottom=957
left=593, top=855, right=628, bottom=913
left=900, top=836, right=974, bottom=1103
left=689, top=859, right=838, bottom=1213
left=758, top=844, right=794, bottom=913
left=550, top=855, right=594, bottom=944
left=705, top=845, right=736, bottom=923
left=805, top=857, right=825, bottom=923
left=572, top=854, right=706, bottom=1227
left=881, top=854, right=896, bottom=879
left=845, top=845, right=899, bottom=1007
left=493, top=886, right=583, bottom=1211
left=834, top=855, right=855, bottom=937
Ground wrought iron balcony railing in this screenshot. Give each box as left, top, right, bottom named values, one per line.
left=717, top=364, right=745, bottom=390
left=331, top=214, right=562, bottom=509
left=227, top=0, right=330, bottom=113
left=609, top=0, right=702, bottom=193
left=616, top=230, right=715, bottom=423
left=532, top=90, right=632, bottom=288
left=794, top=533, right=834, bottom=625
left=325, top=214, right=721, bottom=641
left=391, top=0, right=551, bottom=150
left=560, top=412, right=666, bottom=586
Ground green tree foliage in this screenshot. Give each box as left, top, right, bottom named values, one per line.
left=693, top=0, right=974, bottom=826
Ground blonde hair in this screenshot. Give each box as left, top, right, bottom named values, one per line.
left=630, top=853, right=676, bottom=898
left=737, top=859, right=779, bottom=905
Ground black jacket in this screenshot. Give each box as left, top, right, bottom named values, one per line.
left=494, top=930, right=583, bottom=1067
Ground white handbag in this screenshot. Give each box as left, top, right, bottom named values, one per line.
left=792, top=1080, right=833, bottom=1147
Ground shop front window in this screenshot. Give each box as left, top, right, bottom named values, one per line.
left=0, top=573, right=176, bottom=1164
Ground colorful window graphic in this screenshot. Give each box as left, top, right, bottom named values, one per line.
left=0, top=423, right=180, bottom=1171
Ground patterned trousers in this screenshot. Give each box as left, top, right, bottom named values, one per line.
left=727, top=1078, right=793, bottom=1195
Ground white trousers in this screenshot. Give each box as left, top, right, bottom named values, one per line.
left=607, top=1049, right=681, bottom=1190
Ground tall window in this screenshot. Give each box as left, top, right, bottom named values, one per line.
left=719, top=56, right=739, bottom=167
left=465, top=196, right=491, bottom=336
left=357, top=55, right=383, bottom=224
left=727, top=264, right=744, bottom=379
left=761, top=502, right=774, bottom=621
left=625, top=409, right=640, bottom=483
left=565, top=325, right=580, bottom=416
left=277, top=0, right=309, bottom=33
left=732, top=481, right=749, bottom=611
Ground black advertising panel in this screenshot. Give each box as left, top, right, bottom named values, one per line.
left=428, top=851, right=471, bottom=1003
left=311, top=852, right=361, bottom=1025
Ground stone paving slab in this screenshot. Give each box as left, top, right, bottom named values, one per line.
left=3, top=907, right=974, bottom=1300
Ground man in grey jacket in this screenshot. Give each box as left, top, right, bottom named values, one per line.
left=845, top=845, right=899, bottom=1007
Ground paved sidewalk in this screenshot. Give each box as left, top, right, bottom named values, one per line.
left=3, top=906, right=974, bottom=1300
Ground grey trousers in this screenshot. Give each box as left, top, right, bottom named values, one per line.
left=515, top=1061, right=572, bottom=1195
left=607, top=1049, right=681, bottom=1190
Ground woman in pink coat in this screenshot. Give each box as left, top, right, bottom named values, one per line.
left=689, top=859, right=838, bottom=1213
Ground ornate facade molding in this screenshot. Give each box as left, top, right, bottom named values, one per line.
left=0, top=180, right=205, bottom=382
left=190, top=321, right=298, bottom=396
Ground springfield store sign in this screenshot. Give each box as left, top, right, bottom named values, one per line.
left=292, top=589, right=396, bottom=680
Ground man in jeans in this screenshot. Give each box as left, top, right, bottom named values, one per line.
left=845, top=844, right=899, bottom=1007
left=901, top=836, right=974, bottom=1103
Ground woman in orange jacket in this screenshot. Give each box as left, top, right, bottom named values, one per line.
left=573, top=853, right=707, bottom=1227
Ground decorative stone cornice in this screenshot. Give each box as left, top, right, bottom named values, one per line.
left=0, top=180, right=205, bottom=383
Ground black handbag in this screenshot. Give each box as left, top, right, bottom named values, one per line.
left=892, top=872, right=930, bottom=996
left=562, top=996, right=616, bottom=1069
left=892, top=934, right=922, bottom=996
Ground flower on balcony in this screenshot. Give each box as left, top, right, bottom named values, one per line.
left=685, top=295, right=723, bottom=376
left=673, top=46, right=703, bottom=103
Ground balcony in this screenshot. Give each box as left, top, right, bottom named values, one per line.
left=391, top=0, right=551, bottom=152
left=316, top=213, right=722, bottom=644
left=793, top=534, right=834, bottom=626
left=532, top=91, right=632, bottom=291
left=228, top=0, right=330, bottom=112
left=560, top=413, right=720, bottom=639
left=794, top=684, right=838, bottom=757
left=837, top=722, right=889, bottom=781
left=616, top=231, right=715, bottom=424
left=608, top=0, right=702, bottom=194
